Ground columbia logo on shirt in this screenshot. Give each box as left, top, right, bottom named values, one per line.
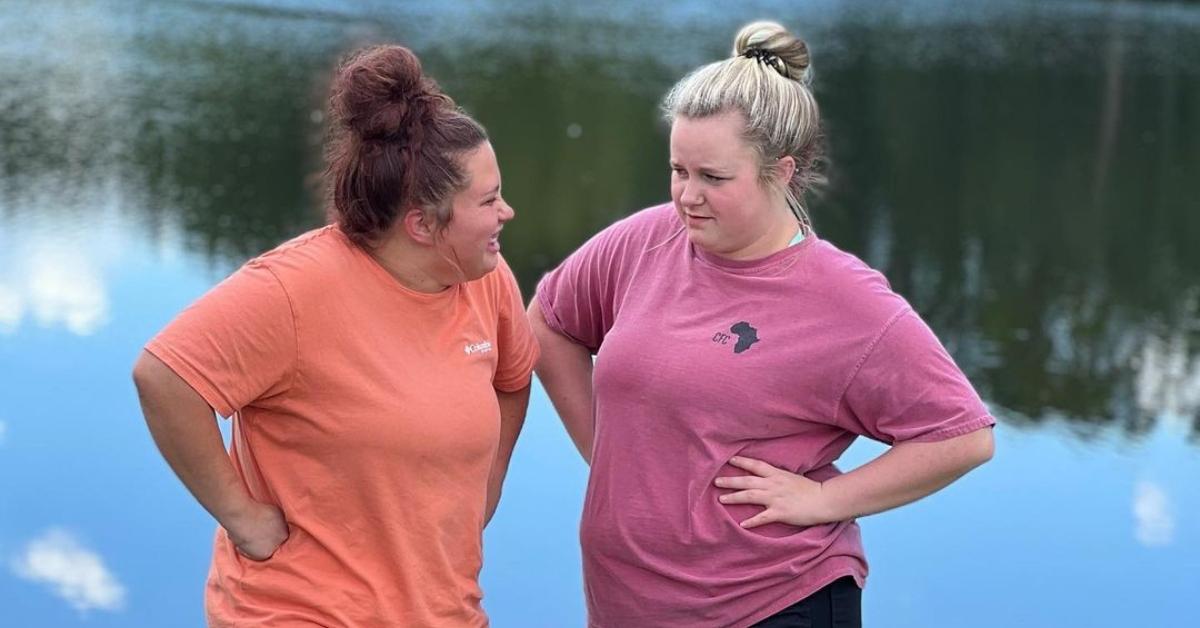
left=464, top=341, right=493, bottom=355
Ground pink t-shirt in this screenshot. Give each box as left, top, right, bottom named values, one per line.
left=536, top=204, right=994, bottom=627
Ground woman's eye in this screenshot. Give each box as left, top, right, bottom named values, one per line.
left=704, top=174, right=725, bottom=182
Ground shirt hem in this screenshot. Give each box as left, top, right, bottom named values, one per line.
left=586, top=560, right=866, bottom=628
left=535, top=287, right=597, bottom=352
left=904, top=414, right=997, bottom=443
left=493, top=370, right=536, bottom=393
left=736, top=566, right=865, bottom=628
left=144, top=341, right=237, bottom=418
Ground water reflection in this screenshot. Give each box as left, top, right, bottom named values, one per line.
left=2, top=2, right=1199, bottom=626
left=13, top=528, right=127, bottom=613
left=1133, top=479, right=1176, bottom=547
left=1, top=5, right=1197, bottom=431
left=0, top=236, right=111, bottom=336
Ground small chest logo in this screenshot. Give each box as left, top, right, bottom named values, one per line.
left=712, top=321, right=760, bottom=354
left=464, top=340, right=493, bottom=355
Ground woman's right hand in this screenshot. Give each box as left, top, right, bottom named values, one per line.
left=133, top=352, right=292, bottom=562
left=225, top=501, right=290, bottom=561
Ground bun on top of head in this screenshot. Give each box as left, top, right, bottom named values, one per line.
left=330, top=46, right=447, bottom=143
left=733, top=20, right=811, bottom=83
left=324, top=45, right=487, bottom=246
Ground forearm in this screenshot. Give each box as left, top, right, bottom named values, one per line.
left=132, top=351, right=256, bottom=525
left=527, top=300, right=595, bottom=463
left=486, top=384, right=531, bottom=525
left=821, top=427, right=994, bottom=522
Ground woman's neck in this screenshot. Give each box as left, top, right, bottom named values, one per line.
left=368, top=230, right=452, bottom=293
left=714, top=210, right=802, bottom=262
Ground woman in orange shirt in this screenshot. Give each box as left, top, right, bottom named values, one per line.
left=132, top=45, right=538, bottom=627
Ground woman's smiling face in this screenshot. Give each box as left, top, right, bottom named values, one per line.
left=437, top=141, right=514, bottom=282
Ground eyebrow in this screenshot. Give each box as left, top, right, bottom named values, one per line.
left=478, top=183, right=500, bottom=200
left=669, top=160, right=732, bottom=174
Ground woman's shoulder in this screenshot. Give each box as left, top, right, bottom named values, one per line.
left=256, top=224, right=347, bottom=261
left=804, top=236, right=912, bottom=326
left=242, top=225, right=358, bottom=293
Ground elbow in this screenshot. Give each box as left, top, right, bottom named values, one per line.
left=131, top=351, right=154, bottom=391
left=968, top=427, right=995, bottom=468
left=526, top=297, right=546, bottom=331
left=132, top=351, right=167, bottom=398
left=527, top=300, right=558, bottom=349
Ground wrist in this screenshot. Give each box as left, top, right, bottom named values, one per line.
left=817, top=479, right=850, bottom=523
left=211, top=487, right=259, bottom=528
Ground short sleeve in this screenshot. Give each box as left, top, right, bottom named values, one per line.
left=535, top=222, right=630, bottom=353
left=145, top=260, right=297, bottom=418
left=837, top=309, right=995, bottom=444
left=492, top=258, right=539, bottom=392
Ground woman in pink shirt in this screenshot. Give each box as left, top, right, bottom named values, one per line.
left=530, top=21, right=995, bottom=627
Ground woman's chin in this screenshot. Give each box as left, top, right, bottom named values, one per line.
left=465, top=254, right=500, bottom=282
left=686, top=231, right=719, bottom=253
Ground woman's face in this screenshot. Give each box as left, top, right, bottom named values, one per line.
left=438, top=141, right=514, bottom=282
left=669, top=111, right=793, bottom=260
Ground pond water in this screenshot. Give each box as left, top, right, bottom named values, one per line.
left=0, top=1, right=1197, bottom=626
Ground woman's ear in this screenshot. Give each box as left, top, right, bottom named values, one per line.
left=773, top=156, right=797, bottom=187
left=401, top=207, right=435, bottom=245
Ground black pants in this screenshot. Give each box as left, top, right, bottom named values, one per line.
left=750, top=577, right=862, bottom=628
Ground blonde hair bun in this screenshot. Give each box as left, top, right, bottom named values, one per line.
left=733, top=21, right=811, bottom=82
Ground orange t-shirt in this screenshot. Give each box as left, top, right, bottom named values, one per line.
left=145, top=226, right=539, bottom=627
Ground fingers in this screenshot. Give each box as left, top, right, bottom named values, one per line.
left=236, top=536, right=284, bottom=562
left=236, top=545, right=272, bottom=562
left=714, top=474, right=767, bottom=490
left=718, top=489, right=767, bottom=505
left=716, top=456, right=808, bottom=530
left=727, top=456, right=781, bottom=476
left=232, top=522, right=289, bottom=562
left=714, top=456, right=783, bottom=491
left=740, top=510, right=778, bottom=529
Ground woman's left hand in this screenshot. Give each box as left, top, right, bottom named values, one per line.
left=714, top=456, right=832, bottom=529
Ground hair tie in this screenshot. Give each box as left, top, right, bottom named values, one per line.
left=742, top=48, right=788, bottom=78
